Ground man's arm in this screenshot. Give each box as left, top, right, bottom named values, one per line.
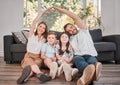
left=53, top=6, right=87, bottom=29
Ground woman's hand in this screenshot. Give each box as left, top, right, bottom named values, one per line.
left=43, top=6, right=53, bottom=14
left=33, top=6, right=53, bottom=23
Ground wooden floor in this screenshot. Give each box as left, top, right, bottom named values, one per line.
left=0, top=57, right=120, bottom=85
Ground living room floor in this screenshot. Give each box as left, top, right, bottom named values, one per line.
left=0, top=57, right=120, bottom=85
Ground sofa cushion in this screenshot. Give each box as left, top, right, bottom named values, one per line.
left=94, top=42, right=116, bottom=52
left=10, top=44, right=26, bottom=52
left=12, top=31, right=27, bottom=44
left=89, top=29, right=102, bottom=42
left=21, top=30, right=29, bottom=40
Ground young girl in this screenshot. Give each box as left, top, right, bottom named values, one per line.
left=56, top=32, right=78, bottom=81
left=17, top=7, right=52, bottom=84
left=41, top=32, right=58, bottom=79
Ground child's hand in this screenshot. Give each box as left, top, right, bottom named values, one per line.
left=60, top=57, right=65, bottom=61
left=51, top=57, right=56, bottom=61
left=55, top=40, right=59, bottom=44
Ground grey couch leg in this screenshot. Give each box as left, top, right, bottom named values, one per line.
left=115, top=60, right=120, bottom=64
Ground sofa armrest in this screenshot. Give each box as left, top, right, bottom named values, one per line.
left=102, top=35, right=120, bottom=63
left=4, top=35, right=14, bottom=63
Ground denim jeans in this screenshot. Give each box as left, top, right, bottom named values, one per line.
left=73, top=55, right=97, bottom=74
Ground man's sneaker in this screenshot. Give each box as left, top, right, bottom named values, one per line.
left=17, top=65, right=31, bottom=84
left=57, top=64, right=63, bottom=77
left=63, top=63, right=72, bottom=81
left=77, top=64, right=95, bottom=85
left=71, top=68, right=79, bottom=77
left=36, top=73, right=51, bottom=82
left=95, top=62, right=102, bottom=81
left=49, top=62, right=58, bottom=79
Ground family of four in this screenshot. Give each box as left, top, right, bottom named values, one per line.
left=17, top=6, right=102, bottom=85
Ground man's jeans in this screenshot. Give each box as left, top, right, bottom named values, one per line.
left=73, top=55, right=97, bottom=74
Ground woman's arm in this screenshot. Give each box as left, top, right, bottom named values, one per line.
left=29, top=7, right=53, bottom=37
left=53, top=6, right=86, bottom=29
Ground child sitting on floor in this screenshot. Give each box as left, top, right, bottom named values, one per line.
left=41, top=32, right=59, bottom=79
left=56, top=32, right=78, bottom=81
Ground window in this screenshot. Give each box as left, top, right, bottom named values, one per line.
left=86, top=0, right=101, bottom=29
left=24, top=0, right=38, bottom=27
left=40, top=0, right=84, bottom=31
left=24, top=0, right=101, bottom=30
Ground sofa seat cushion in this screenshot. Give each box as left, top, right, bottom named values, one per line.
left=94, top=42, right=116, bottom=52
left=10, top=44, right=26, bottom=52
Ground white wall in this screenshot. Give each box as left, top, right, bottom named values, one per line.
left=101, top=0, right=120, bottom=35
left=115, top=0, right=120, bottom=34
left=0, top=0, right=24, bottom=56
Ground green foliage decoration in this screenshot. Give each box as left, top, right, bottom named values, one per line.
left=24, top=0, right=101, bottom=30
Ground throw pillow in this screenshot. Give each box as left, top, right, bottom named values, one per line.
left=21, top=30, right=29, bottom=40
left=12, top=31, right=27, bottom=44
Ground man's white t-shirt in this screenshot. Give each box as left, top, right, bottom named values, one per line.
left=27, top=34, right=46, bottom=54
left=70, top=29, right=98, bottom=56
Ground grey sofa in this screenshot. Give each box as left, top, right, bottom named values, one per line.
left=4, top=29, right=120, bottom=64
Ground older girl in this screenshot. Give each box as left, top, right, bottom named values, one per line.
left=56, top=32, right=78, bottom=81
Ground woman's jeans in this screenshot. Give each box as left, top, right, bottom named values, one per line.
left=73, top=55, right=97, bottom=74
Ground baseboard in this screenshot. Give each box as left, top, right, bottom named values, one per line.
left=0, top=50, right=4, bottom=57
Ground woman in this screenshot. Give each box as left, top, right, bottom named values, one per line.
left=17, top=7, right=52, bottom=84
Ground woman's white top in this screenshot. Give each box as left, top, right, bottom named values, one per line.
left=27, top=34, right=46, bottom=54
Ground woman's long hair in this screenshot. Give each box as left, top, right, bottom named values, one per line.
left=34, top=21, right=48, bottom=38
left=59, top=32, right=70, bottom=55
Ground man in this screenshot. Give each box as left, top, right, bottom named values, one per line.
left=52, top=6, right=102, bottom=85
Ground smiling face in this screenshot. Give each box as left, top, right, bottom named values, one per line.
left=47, top=32, right=56, bottom=45
left=60, top=33, right=69, bottom=44
left=37, top=23, right=46, bottom=35
left=35, top=22, right=47, bottom=37
left=64, top=24, right=78, bottom=35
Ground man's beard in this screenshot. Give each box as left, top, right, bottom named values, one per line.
left=72, top=29, right=78, bottom=35
left=67, top=30, right=78, bottom=37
